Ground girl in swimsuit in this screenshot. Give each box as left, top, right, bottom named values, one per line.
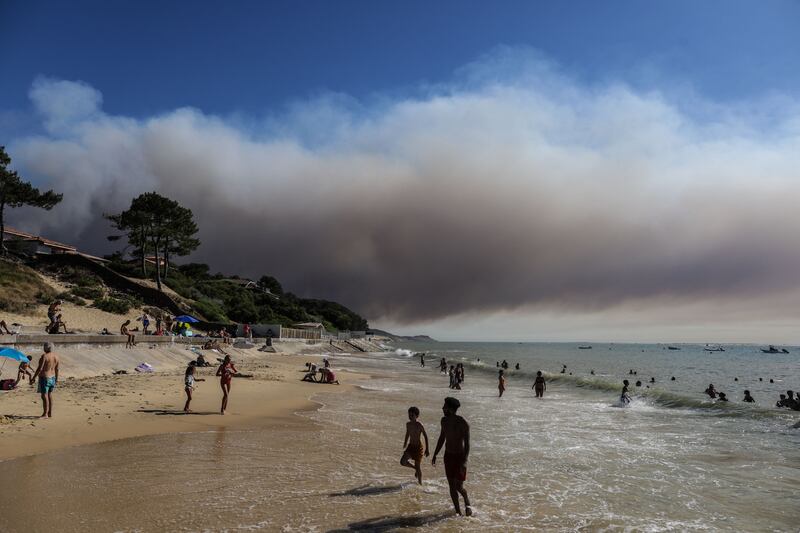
left=216, top=355, right=238, bottom=415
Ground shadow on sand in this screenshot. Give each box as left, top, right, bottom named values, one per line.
left=326, top=511, right=453, bottom=532
left=329, top=483, right=406, bottom=498
left=2, top=414, right=43, bottom=420
left=137, top=409, right=218, bottom=416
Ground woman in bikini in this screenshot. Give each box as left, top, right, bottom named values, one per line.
left=216, top=355, right=238, bottom=415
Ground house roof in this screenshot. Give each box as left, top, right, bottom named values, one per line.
left=3, top=227, right=77, bottom=252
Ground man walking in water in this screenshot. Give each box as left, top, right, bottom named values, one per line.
left=432, top=397, right=472, bottom=516
left=31, top=342, right=59, bottom=418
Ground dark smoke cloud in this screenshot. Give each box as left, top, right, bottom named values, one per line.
left=8, top=54, right=800, bottom=324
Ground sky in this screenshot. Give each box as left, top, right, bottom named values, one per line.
left=2, top=1, right=800, bottom=343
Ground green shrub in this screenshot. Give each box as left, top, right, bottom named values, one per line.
left=71, top=286, right=104, bottom=300
left=95, top=296, right=138, bottom=314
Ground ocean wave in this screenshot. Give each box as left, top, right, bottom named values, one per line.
left=394, top=348, right=416, bottom=357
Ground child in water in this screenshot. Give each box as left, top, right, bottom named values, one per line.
left=498, top=370, right=506, bottom=397
left=620, top=379, right=631, bottom=405
left=183, top=362, right=205, bottom=412
left=400, top=406, right=430, bottom=484
left=532, top=370, right=546, bottom=398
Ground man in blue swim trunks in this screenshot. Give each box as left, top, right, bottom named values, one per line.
left=32, top=342, right=60, bottom=418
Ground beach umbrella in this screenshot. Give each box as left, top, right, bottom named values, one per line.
left=0, top=347, right=29, bottom=362
left=0, top=347, right=29, bottom=377
left=173, top=315, right=200, bottom=323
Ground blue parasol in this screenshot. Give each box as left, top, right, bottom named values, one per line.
left=0, top=347, right=30, bottom=362
left=173, top=315, right=200, bottom=323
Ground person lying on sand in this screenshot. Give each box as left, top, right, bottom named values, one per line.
left=401, top=406, right=430, bottom=484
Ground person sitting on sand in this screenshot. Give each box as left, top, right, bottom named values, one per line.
left=704, top=384, right=717, bottom=399
left=15, top=355, right=33, bottom=386
left=401, top=406, right=430, bottom=484
left=183, top=361, right=205, bottom=412
left=717, top=392, right=729, bottom=402
left=195, top=353, right=211, bottom=367
left=216, top=355, right=237, bottom=415
left=0, top=319, right=13, bottom=335
left=323, top=368, right=340, bottom=384
left=121, top=320, right=135, bottom=348
left=431, top=397, right=472, bottom=516
left=498, top=370, right=506, bottom=397
left=31, top=342, right=59, bottom=418
left=532, top=371, right=546, bottom=398
left=46, top=314, right=69, bottom=334
left=743, top=390, right=755, bottom=403
left=302, top=364, right=318, bottom=382
left=620, top=380, right=631, bottom=405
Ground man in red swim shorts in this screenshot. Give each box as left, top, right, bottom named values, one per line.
left=431, top=396, right=472, bottom=516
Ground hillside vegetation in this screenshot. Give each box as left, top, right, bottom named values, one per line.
left=0, top=260, right=57, bottom=314
left=105, top=258, right=368, bottom=331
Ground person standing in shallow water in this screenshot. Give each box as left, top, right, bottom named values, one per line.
left=532, top=370, right=546, bottom=398
left=498, top=370, right=506, bottom=397
left=432, top=397, right=472, bottom=516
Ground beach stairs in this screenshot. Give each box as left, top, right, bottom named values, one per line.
left=343, top=339, right=385, bottom=352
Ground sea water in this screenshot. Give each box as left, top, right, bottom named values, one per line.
left=1, top=342, right=798, bottom=532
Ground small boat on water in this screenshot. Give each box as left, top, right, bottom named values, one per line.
left=667, top=346, right=681, bottom=351
left=578, top=345, right=592, bottom=350
left=704, top=345, right=725, bottom=352
left=761, top=345, right=789, bottom=354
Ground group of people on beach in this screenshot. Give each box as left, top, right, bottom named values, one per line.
left=46, top=300, right=69, bottom=334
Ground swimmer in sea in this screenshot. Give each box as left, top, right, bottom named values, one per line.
left=431, top=397, right=472, bottom=516
left=635, top=380, right=642, bottom=387
left=498, top=370, right=506, bottom=397
left=717, top=392, right=729, bottom=402
left=704, top=384, right=717, bottom=399
left=742, top=390, right=755, bottom=403
left=776, top=394, right=787, bottom=408
left=561, top=364, right=567, bottom=374
left=650, top=377, right=655, bottom=384
left=532, top=370, right=546, bottom=398
left=620, top=379, right=631, bottom=405
left=400, top=406, right=430, bottom=484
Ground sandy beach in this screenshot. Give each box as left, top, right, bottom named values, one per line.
left=0, top=340, right=361, bottom=461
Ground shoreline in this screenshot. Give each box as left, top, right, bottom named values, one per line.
left=0, top=341, right=365, bottom=461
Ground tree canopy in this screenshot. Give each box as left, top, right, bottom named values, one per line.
left=106, top=192, right=200, bottom=291
left=0, top=146, right=63, bottom=254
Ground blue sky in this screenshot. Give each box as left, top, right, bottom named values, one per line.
left=2, top=0, right=800, bottom=123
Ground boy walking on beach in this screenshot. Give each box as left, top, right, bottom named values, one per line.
left=31, top=342, right=59, bottom=418
left=400, top=406, right=430, bottom=484
left=432, top=397, right=472, bottom=516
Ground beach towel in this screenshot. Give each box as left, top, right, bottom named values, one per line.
left=135, top=362, right=154, bottom=373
